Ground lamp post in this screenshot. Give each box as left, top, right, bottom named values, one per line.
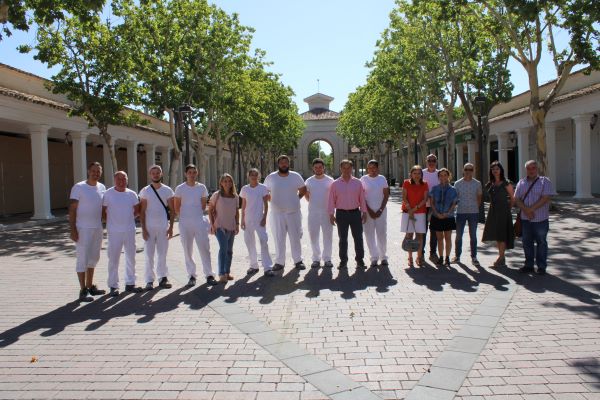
left=474, top=94, right=488, bottom=223
left=178, top=104, right=193, bottom=166
left=233, top=131, right=244, bottom=190
left=385, top=139, right=393, bottom=184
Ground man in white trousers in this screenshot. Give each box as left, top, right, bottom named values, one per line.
left=240, top=168, right=274, bottom=277
left=264, top=155, right=307, bottom=272
left=360, top=160, right=390, bottom=267
left=174, top=164, right=218, bottom=286
left=102, top=171, right=143, bottom=296
left=69, top=161, right=106, bottom=302
left=304, top=158, right=334, bottom=269
left=139, top=165, right=175, bottom=290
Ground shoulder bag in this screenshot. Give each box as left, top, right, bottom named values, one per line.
left=150, top=185, right=170, bottom=221
left=402, top=217, right=421, bottom=252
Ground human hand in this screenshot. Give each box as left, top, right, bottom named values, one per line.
left=329, top=215, right=336, bottom=226
left=142, top=229, right=149, bottom=241
left=70, top=228, right=79, bottom=242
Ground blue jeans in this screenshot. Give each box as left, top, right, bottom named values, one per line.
left=215, top=228, right=235, bottom=275
left=522, top=219, right=549, bottom=270
left=455, top=213, right=479, bottom=258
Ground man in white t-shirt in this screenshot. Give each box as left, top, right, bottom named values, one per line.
left=139, top=165, right=175, bottom=290
left=360, top=160, right=390, bottom=267
left=174, top=164, right=217, bottom=286
left=102, top=171, right=142, bottom=296
left=304, top=158, right=334, bottom=268
left=422, top=154, right=440, bottom=263
left=264, top=155, right=307, bottom=272
left=69, top=161, right=106, bottom=302
left=240, top=168, right=274, bottom=277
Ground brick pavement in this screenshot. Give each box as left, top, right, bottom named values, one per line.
left=0, top=190, right=598, bottom=399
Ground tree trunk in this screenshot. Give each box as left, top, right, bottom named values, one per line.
left=215, top=125, right=222, bottom=179
left=446, top=106, right=456, bottom=177
left=99, top=127, right=118, bottom=173
left=531, top=107, right=547, bottom=174
left=192, top=122, right=208, bottom=185
left=167, top=109, right=181, bottom=187
left=417, top=117, right=428, bottom=165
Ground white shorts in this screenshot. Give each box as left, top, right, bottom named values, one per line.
left=400, top=213, right=426, bottom=234
left=75, top=227, right=103, bottom=272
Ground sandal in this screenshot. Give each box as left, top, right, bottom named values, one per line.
left=416, top=256, right=424, bottom=266
left=493, top=256, right=506, bottom=268
left=408, top=257, right=414, bottom=268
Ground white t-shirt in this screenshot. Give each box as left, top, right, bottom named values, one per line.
left=240, top=183, right=269, bottom=222
left=360, top=175, right=388, bottom=210
left=305, top=175, right=334, bottom=214
left=174, top=182, right=208, bottom=224
left=139, top=184, right=174, bottom=228
left=102, top=188, right=139, bottom=232
left=69, top=181, right=106, bottom=229
left=423, top=168, right=439, bottom=207
left=264, top=171, right=305, bottom=213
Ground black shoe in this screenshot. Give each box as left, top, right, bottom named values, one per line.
left=187, top=276, right=197, bottom=287
left=370, top=260, right=378, bottom=268
left=380, top=259, right=389, bottom=266
left=324, top=261, right=334, bottom=268
left=535, top=269, right=547, bottom=276
left=79, top=288, right=93, bottom=302
left=272, top=263, right=284, bottom=271
left=310, top=261, right=321, bottom=269
left=338, top=261, right=348, bottom=269
left=444, top=257, right=451, bottom=267
left=295, top=261, right=306, bottom=270
left=145, top=282, right=154, bottom=291
left=429, top=254, right=440, bottom=264
left=471, top=257, right=480, bottom=266
left=206, top=276, right=218, bottom=286
left=125, top=285, right=143, bottom=293
left=247, top=268, right=259, bottom=275
left=264, top=270, right=275, bottom=277
left=109, top=287, right=120, bottom=297
left=87, top=285, right=106, bottom=296
left=356, top=259, right=366, bottom=268
left=519, top=266, right=534, bottom=273
left=158, top=277, right=172, bottom=289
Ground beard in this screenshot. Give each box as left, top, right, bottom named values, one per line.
left=278, top=166, right=289, bottom=174
left=152, top=178, right=162, bottom=183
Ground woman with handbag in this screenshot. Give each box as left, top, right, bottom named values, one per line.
left=429, top=168, right=458, bottom=267
left=401, top=165, right=429, bottom=267
left=482, top=161, right=515, bottom=267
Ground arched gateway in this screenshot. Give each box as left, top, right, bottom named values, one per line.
left=294, top=93, right=349, bottom=178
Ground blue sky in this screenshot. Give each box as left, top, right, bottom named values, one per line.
left=0, top=0, right=568, bottom=114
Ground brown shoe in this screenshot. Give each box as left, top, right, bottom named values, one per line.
left=226, top=274, right=234, bottom=281
left=218, top=275, right=228, bottom=283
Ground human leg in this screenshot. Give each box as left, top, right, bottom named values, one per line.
left=321, top=213, right=333, bottom=262
left=144, top=229, right=157, bottom=284
left=307, top=211, right=322, bottom=262
left=348, top=210, right=364, bottom=262
left=521, top=220, right=535, bottom=269
left=336, top=210, right=350, bottom=264
left=244, top=221, right=259, bottom=268
left=376, top=209, right=387, bottom=262
left=363, top=214, right=378, bottom=262
left=106, top=231, right=124, bottom=289
left=179, top=223, right=197, bottom=278
left=123, top=231, right=137, bottom=286
left=454, top=213, right=467, bottom=259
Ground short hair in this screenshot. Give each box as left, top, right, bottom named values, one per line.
left=277, top=155, right=290, bottom=164
left=463, top=162, right=474, bottom=170
left=148, top=164, right=162, bottom=173
left=367, top=159, right=379, bottom=167
left=247, top=168, right=260, bottom=177
left=525, top=160, right=538, bottom=168
left=426, top=154, right=437, bottom=162
left=312, top=158, right=324, bottom=166
left=339, top=159, right=353, bottom=168
left=437, top=167, right=452, bottom=180
left=185, top=164, right=197, bottom=172
left=88, top=161, right=102, bottom=170
left=114, top=170, right=128, bottom=178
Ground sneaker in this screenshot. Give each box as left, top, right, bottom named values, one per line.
left=370, top=260, right=378, bottom=268
left=519, top=266, right=534, bottom=273
left=79, top=288, right=93, bottom=302
left=535, top=269, right=547, bottom=276
left=471, top=257, right=480, bottom=266
left=310, top=261, right=321, bottom=269
left=87, top=285, right=106, bottom=296
left=264, top=270, right=275, bottom=277
left=356, top=259, right=366, bottom=268
left=451, top=256, right=460, bottom=264
left=380, top=259, right=389, bottom=266
left=145, top=282, right=154, bottom=291
left=125, top=285, right=143, bottom=293
left=109, top=287, right=120, bottom=297
left=247, top=267, right=259, bottom=275
left=295, top=261, right=306, bottom=270
left=206, top=276, right=218, bottom=286
left=338, top=261, right=348, bottom=269
left=272, top=263, right=284, bottom=271
left=324, top=261, right=334, bottom=268
left=158, top=277, right=172, bottom=289
left=187, top=276, right=197, bottom=287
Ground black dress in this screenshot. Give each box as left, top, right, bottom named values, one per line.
left=482, top=180, right=514, bottom=249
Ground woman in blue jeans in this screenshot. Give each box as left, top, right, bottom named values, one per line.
left=209, top=174, right=240, bottom=283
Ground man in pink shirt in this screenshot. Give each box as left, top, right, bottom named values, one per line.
left=328, top=159, right=367, bottom=269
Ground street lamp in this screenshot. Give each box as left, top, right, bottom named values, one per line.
left=385, top=139, right=393, bottom=184
left=233, top=131, right=244, bottom=190
left=178, top=104, right=193, bottom=166
left=474, top=94, right=488, bottom=223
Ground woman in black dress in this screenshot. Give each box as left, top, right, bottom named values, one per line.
left=482, top=161, right=515, bottom=267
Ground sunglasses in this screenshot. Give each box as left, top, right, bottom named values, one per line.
left=464, top=169, right=474, bottom=172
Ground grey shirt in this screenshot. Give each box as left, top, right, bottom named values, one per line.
left=454, top=178, right=482, bottom=214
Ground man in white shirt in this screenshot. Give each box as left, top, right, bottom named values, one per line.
left=240, top=168, right=274, bottom=277
left=102, top=171, right=142, bottom=296
left=174, top=164, right=217, bottom=286
left=360, top=160, right=390, bottom=267
left=264, top=155, right=307, bottom=272
left=422, top=154, right=440, bottom=263
left=69, top=162, right=106, bottom=302
left=304, top=158, right=334, bottom=268
left=139, top=165, right=175, bottom=290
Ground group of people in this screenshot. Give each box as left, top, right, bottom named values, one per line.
left=69, top=152, right=554, bottom=302
left=400, top=154, right=554, bottom=275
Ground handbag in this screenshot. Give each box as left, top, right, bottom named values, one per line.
left=150, top=184, right=170, bottom=221
left=514, top=177, right=539, bottom=238
left=402, top=216, right=421, bottom=252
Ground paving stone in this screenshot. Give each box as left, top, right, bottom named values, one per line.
left=303, top=369, right=362, bottom=396
left=282, top=355, right=333, bottom=376
left=405, top=385, right=456, bottom=400
left=433, top=351, right=480, bottom=371
left=419, top=366, right=469, bottom=391
left=329, top=386, right=384, bottom=400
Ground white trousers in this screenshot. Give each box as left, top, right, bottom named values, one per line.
left=364, top=208, right=388, bottom=262
left=107, top=230, right=137, bottom=288
left=243, top=219, right=273, bottom=270
left=307, top=211, right=333, bottom=262
left=179, top=218, right=213, bottom=278
left=144, top=225, right=169, bottom=283
left=270, top=210, right=303, bottom=265
left=75, top=227, right=103, bottom=272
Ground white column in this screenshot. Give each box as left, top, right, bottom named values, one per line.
left=456, top=143, right=464, bottom=172
left=145, top=143, right=156, bottom=173
left=573, top=114, right=593, bottom=198
left=516, top=127, right=530, bottom=181
left=29, top=125, right=54, bottom=219
left=71, top=132, right=88, bottom=184
left=545, top=121, right=558, bottom=185
left=126, top=141, right=139, bottom=192
left=467, top=141, right=477, bottom=164
left=158, top=146, right=172, bottom=188
left=102, top=142, right=114, bottom=187
left=496, top=132, right=510, bottom=171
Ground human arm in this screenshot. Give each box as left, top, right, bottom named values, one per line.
left=359, top=185, right=367, bottom=224
left=298, top=185, right=307, bottom=199
left=328, top=182, right=336, bottom=225
left=375, top=186, right=390, bottom=218
left=167, top=197, right=175, bottom=238
left=261, top=195, right=269, bottom=227
left=235, top=203, right=240, bottom=235
left=506, top=183, right=515, bottom=207
left=68, top=200, right=79, bottom=242
left=140, top=198, right=149, bottom=240
left=173, top=196, right=182, bottom=217
left=241, top=197, right=247, bottom=230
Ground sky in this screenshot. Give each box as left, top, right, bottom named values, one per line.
left=0, top=0, right=569, bottom=115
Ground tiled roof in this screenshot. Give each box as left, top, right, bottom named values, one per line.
left=300, top=107, right=339, bottom=121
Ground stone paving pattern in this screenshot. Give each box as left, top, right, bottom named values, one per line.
left=0, top=190, right=598, bottom=399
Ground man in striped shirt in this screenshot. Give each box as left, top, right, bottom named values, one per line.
left=514, top=160, right=556, bottom=275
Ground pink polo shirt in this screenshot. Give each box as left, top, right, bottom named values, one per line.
left=327, top=176, right=367, bottom=215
